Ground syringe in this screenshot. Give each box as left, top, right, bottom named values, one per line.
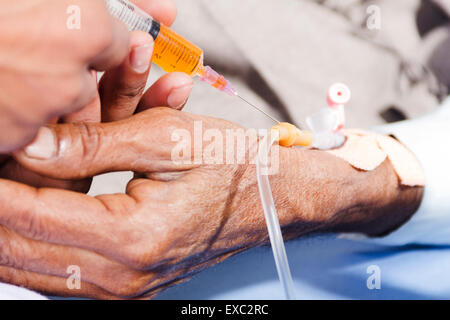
left=105, top=0, right=279, bottom=122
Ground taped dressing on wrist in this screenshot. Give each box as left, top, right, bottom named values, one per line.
left=326, top=129, right=426, bottom=187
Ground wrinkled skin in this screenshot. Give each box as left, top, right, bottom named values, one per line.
left=0, top=105, right=423, bottom=299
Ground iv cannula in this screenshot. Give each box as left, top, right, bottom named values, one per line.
left=105, top=0, right=280, bottom=123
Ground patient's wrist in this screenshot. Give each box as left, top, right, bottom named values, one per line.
left=282, top=149, right=423, bottom=238
left=258, top=135, right=423, bottom=238
left=299, top=130, right=425, bottom=237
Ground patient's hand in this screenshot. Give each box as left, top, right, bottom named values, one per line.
left=0, top=107, right=423, bottom=299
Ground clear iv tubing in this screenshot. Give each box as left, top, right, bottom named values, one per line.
left=256, top=132, right=296, bottom=300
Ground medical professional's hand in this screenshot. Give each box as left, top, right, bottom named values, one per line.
left=0, top=0, right=178, bottom=152
left=0, top=107, right=423, bottom=299
left=0, top=27, right=193, bottom=194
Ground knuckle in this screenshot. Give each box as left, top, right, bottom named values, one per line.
left=23, top=214, right=47, bottom=243
left=0, top=266, right=14, bottom=284
left=109, top=275, right=148, bottom=298
left=0, top=229, right=13, bottom=267
left=139, top=107, right=180, bottom=128
left=0, top=267, right=28, bottom=289
left=16, top=195, right=49, bottom=242
left=74, top=123, right=104, bottom=171
left=116, top=83, right=146, bottom=101
left=116, top=217, right=174, bottom=270
left=121, top=244, right=152, bottom=270
left=120, top=235, right=170, bottom=271
left=110, top=285, right=136, bottom=298
left=149, top=106, right=176, bottom=118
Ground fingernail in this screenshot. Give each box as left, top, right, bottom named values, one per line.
left=24, top=127, right=56, bottom=160
left=167, top=84, right=193, bottom=109
left=130, top=43, right=154, bottom=74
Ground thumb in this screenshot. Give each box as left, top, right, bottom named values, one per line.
left=14, top=109, right=194, bottom=180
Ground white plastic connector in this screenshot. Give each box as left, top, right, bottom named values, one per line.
left=327, top=83, right=351, bottom=132
left=327, top=83, right=351, bottom=107
left=306, top=83, right=351, bottom=150
left=306, top=109, right=346, bottom=150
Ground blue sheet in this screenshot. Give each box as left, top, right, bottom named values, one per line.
left=156, top=235, right=450, bottom=300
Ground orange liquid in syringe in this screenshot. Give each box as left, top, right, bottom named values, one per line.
left=153, top=24, right=204, bottom=76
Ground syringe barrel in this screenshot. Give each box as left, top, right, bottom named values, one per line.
left=105, top=0, right=204, bottom=76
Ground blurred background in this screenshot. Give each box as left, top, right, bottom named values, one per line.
left=162, top=0, right=449, bottom=129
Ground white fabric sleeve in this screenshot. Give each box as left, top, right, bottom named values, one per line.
left=0, top=282, right=46, bottom=300
left=364, top=97, right=450, bottom=245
